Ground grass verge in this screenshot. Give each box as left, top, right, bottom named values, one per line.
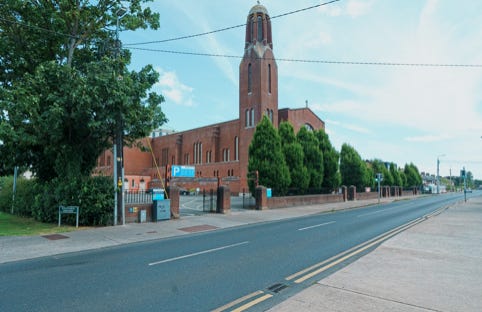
left=0, top=212, right=82, bottom=236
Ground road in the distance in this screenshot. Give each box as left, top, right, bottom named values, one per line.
left=0, top=193, right=472, bottom=312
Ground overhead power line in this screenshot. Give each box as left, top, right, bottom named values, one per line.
left=127, top=47, right=482, bottom=68
left=123, top=0, right=342, bottom=46
left=2, top=2, right=481, bottom=69
left=0, top=16, right=77, bottom=40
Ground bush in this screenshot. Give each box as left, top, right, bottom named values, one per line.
left=0, top=176, right=36, bottom=216
left=1, top=175, right=114, bottom=226
left=78, top=176, right=114, bottom=226
left=13, top=179, right=38, bottom=217
left=0, top=176, right=14, bottom=213
left=28, top=176, right=114, bottom=226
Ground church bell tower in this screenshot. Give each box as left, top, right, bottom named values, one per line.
left=238, top=2, right=278, bottom=190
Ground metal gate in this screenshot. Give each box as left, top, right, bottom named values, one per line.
left=202, top=189, right=217, bottom=212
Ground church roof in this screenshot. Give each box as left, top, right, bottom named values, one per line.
left=249, top=2, right=268, bottom=15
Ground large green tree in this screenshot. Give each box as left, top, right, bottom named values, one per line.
left=404, top=163, right=422, bottom=188
left=314, top=129, right=340, bottom=193
left=297, top=127, right=324, bottom=191
left=370, top=159, right=393, bottom=187
left=339, top=143, right=369, bottom=191
left=0, top=0, right=165, bottom=179
left=248, top=116, right=290, bottom=196
left=389, top=163, right=403, bottom=186
left=279, top=122, right=309, bottom=194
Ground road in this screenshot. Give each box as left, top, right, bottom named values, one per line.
left=0, top=193, right=470, bottom=312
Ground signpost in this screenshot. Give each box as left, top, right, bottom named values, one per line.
left=375, top=173, right=383, bottom=204
left=171, top=165, right=195, bottom=178
left=58, top=205, right=79, bottom=228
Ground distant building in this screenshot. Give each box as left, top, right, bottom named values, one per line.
left=95, top=3, right=325, bottom=194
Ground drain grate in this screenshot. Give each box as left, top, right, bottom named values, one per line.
left=267, top=283, right=288, bottom=293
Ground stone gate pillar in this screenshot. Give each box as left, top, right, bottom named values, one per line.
left=348, top=185, right=356, bottom=201
left=255, top=186, right=268, bottom=210
left=216, top=185, right=231, bottom=214
left=168, top=186, right=180, bottom=219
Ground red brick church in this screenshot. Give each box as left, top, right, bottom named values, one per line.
left=96, top=3, right=325, bottom=194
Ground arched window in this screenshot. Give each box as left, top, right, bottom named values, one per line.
left=268, top=64, right=271, bottom=94
left=257, top=16, right=263, bottom=42
left=234, top=137, right=239, bottom=161
left=193, top=143, right=197, bottom=164
left=248, top=63, right=252, bottom=93
left=250, top=108, right=255, bottom=126
left=250, top=17, right=254, bottom=41
left=305, top=123, right=314, bottom=131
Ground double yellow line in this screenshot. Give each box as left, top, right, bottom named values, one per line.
left=212, top=291, right=272, bottom=312
left=287, top=206, right=447, bottom=284
left=213, top=206, right=447, bottom=312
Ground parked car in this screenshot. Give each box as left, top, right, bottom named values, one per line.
left=179, top=188, right=189, bottom=195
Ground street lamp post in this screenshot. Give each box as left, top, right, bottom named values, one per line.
left=436, top=154, right=446, bottom=194
left=113, top=6, right=127, bottom=226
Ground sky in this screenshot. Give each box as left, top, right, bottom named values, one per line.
left=121, top=0, right=482, bottom=180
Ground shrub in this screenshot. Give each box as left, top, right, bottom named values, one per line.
left=0, top=176, right=14, bottom=213
left=31, top=176, right=114, bottom=226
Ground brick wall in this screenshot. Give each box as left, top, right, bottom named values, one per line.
left=356, top=192, right=379, bottom=201
left=278, top=108, right=325, bottom=133
left=266, top=193, right=344, bottom=209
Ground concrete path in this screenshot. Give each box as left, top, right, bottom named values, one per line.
left=268, top=195, right=482, bottom=312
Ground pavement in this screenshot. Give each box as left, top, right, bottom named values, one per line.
left=1, top=195, right=481, bottom=311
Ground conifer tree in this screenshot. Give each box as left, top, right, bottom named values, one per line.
left=340, top=143, right=369, bottom=191
left=279, top=122, right=309, bottom=194
left=314, top=130, right=341, bottom=193
left=297, top=127, right=323, bottom=191
left=248, top=116, right=291, bottom=195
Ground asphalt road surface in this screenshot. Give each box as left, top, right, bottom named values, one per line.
left=0, top=193, right=469, bottom=312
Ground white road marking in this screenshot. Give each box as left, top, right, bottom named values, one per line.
left=357, top=207, right=397, bottom=217
left=298, top=221, right=335, bottom=231
left=148, top=241, right=249, bottom=266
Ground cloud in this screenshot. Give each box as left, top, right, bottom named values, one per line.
left=290, top=0, right=482, bottom=136
left=346, top=0, right=374, bottom=17
left=311, top=100, right=363, bottom=114
left=404, top=134, right=453, bottom=143
left=155, top=68, right=195, bottom=107
left=318, top=0, right=373, bottom=17
left=166, top=2, right=238, bottom=87
left=325, top=118, right=372, bottom=134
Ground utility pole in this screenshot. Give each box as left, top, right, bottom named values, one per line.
left=436, top=154, right=445, bottom=194
left=11, top=166, right=18, bottom=214
left=114, top=6, right=127, bottom=225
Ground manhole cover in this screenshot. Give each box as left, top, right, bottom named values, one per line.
left=42, top=234, right=69, bottom=240
left=178, top=225, right=219, bottom=233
